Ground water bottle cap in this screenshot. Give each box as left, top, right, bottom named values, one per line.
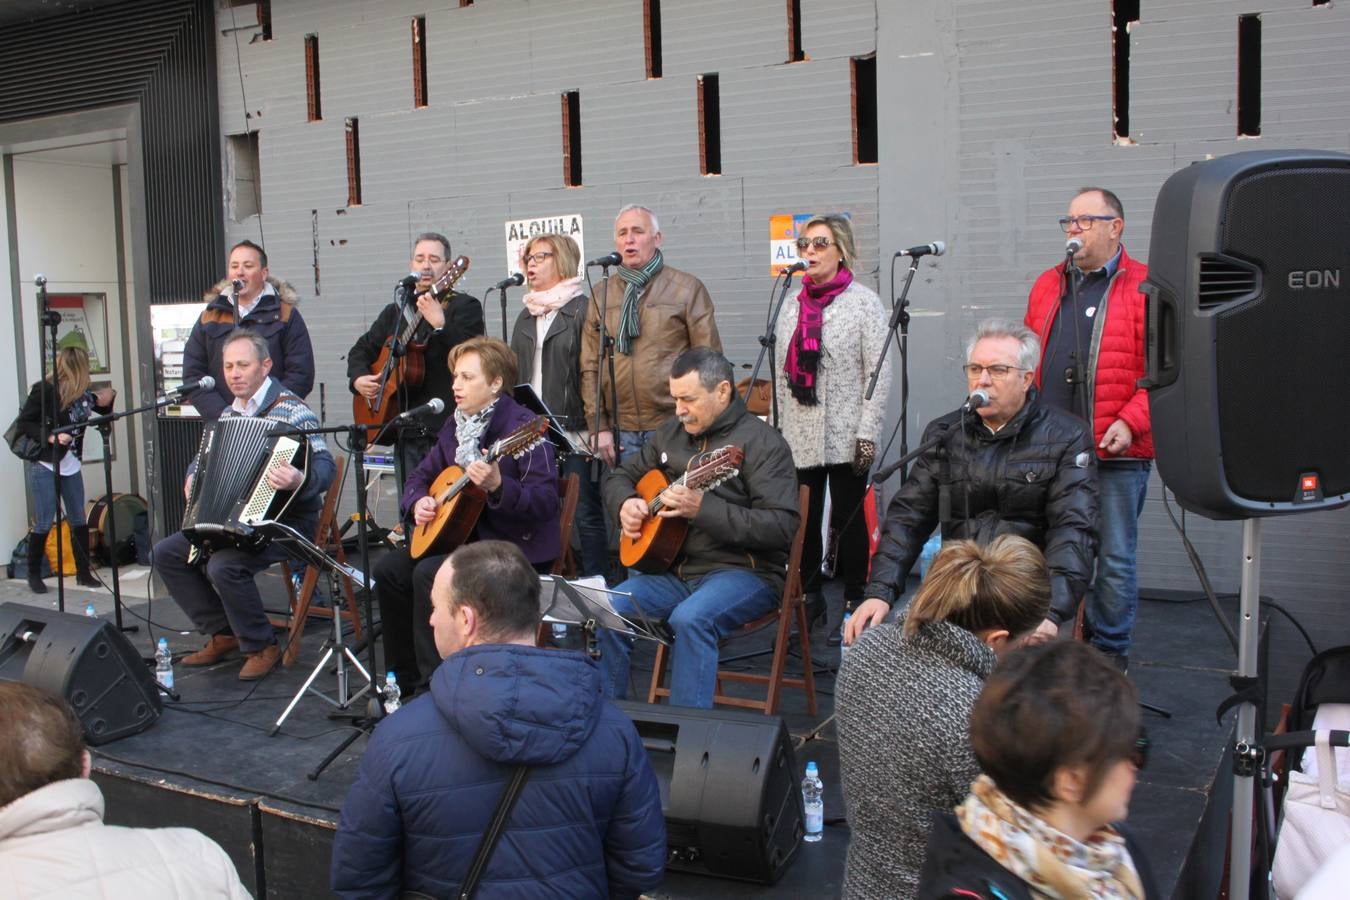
left=158, top=637, right=167, bottom=647
left=386, top=671, right=396, bottom=681
left=806, top=761, right=818, bottom=774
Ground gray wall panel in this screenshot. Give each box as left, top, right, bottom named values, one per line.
left=720, top=60, right=857, bottom=173
left=800, top=0, right=877, bottom=61
left=662, top=0, right=795, bottom=75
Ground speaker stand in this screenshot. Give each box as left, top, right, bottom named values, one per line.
left=1227, top=518, right=1263, bottom=900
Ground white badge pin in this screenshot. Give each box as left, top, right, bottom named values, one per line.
left=660, top=452, right=668, bottom=464
left=1085, top=306, right=1097, bottom=318
left=1075, top=451, right=1092, bottom=468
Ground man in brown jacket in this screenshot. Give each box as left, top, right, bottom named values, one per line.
left=581, top=205, right=722, bottom=465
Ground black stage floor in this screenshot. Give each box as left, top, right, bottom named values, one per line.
left=36, top=567, right=1239, bottom=899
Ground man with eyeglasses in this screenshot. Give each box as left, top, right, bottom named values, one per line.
left=347, top=232, right=485, bottom=486
left=844, top=319, right=1097, bottom=648
left=1024, top=187, right=1152, bottom=669
left=581, top=205, right=721, bottom=465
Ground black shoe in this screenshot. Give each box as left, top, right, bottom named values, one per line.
left=26, top=531, right=48, bottom=594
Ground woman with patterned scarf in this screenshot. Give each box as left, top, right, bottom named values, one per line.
left=918, top=640, right=1160, bottom=899
left=773, top=213, right=890, bottom=645
left=373, top=337, right=559, bottom=694
left=509, top=233, right=609, bottom=579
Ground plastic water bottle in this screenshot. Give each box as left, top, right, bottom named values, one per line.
left=382, top=672, right=401, bottom=714
left=84, top=603, right=97, bottom=618
left=551, top=621, right=568, bottom=645
left=917, top=531, right=942, bottom=580
left=155, top=638, right=174, bottom=690
left=802, top=761, right=824, bottom=842
left=839, top=612, right=853, bottom=662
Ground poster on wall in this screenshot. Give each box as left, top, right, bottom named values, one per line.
left=503, top=214, right=586, bottom=277
left=767, top=212, right=851, bottom=276
left=47, top=293, right=110, bottom=374
left=150, top=303, right=207, bottom=418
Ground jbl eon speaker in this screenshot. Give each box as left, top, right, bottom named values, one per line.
left=0, top=602, right=160, bottom=745
left=616, top=700, right=801, bottom=884
left=1142, top=149, right=1350, bottom=520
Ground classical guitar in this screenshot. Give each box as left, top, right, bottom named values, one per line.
left=409, top=415, right=549, bottom=559
left=618, top=445, right=744, bottom=574
left=354, top=255, right=471, bottom=443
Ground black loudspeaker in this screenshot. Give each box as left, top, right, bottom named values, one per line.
left=1142, top=148, right=1350, bottom=519
left=0, top=602, right=161, bottom=745
left=616, top=700, right=801, bottom=884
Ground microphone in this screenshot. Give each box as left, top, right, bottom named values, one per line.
left=782, top=259, right=809, bottom=274
left=33, top=274, right=47, bottom=286
left=586, top=251, right=623, bottom=268
left=493, top=272, right=525, bottom=290
left=1065, top=238, right=1083, bottom=256
left=896, top=242, right=946, bottom=259
left=962, top=389, right=990, bottom=412
left=398, top=273, right=420, bottom=290
left=168, top=376, right=215, bottom=400
left=396, top=397, right=446, bottom=421
left=230, top=278, right=244, bottom=293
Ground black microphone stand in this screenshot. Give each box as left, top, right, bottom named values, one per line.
left=1064, top=244, right=1090, bottom=424
left=741, top=269, right=799, bottom=429
left=35, top=276, right=70, bottom=612
left=865, top=253, right=919, bottom=481
left=870, top=427, right=948, bottom=486
left=52, top=392, right=187, bottom=633
left=498, top=286, right=509, bottom=341
left=585, top=262, right=621, bottom=480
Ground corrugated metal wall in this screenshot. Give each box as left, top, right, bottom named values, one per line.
left=0, top=0, right=222, bottom=531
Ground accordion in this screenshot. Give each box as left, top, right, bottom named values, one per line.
left=181, top=415, right=309, bottom=555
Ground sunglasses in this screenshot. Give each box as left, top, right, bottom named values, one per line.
left=794, top=236, right=836, bottom=251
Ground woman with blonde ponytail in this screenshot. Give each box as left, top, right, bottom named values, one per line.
left=15, top=347, right=114, bottom=592
left=835, top=535, right=1051, bottom=899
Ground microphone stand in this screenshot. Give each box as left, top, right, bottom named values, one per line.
left=870, top=426, right=948, bottom=486
left=585, top=262, right=621, bottom=480
left=52, top=392, right=186, bottom=633
left=498, top=286, right=509, bottom=341
left=741, top=269, right=797, bottom=429
left=35, top=277, right=70, bottom=612
left=865, top=253, right=918, bottom=480
left=1064, top=245, right=1090, bottom=424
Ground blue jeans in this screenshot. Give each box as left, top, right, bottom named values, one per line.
left=561, top=453, right=609, bottom=578
left=618, top=430, right=655, bottom=463
left=1086, top=461, right=1151, bottom=656
left=596, top=568, right=778, bottom=709
left=27, top=462, right=87, bottom=530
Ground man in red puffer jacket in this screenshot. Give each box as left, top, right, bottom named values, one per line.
left=1024, top=187, right=1152, bottom=669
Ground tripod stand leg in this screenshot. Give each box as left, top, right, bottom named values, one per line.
left=271, top=646, right=335, bottom=736
left=308, top=726, right=367, bottom=781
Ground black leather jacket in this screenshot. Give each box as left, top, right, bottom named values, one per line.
left=864, top=392, right=1097, bottom=624
left=509, top=294, right=589, bottom=431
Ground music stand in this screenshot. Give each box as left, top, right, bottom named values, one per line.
left=538, top=575, right=667, bottom=659
left=267, top=520, right=376, bottom=735
left=513, top=384, right=593, bottom=459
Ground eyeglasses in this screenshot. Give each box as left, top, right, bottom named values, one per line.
left=1130, top=726, right=1150, bottom=770
left=523, top=251, right=555, bottom=265
left=795, top=236, right=836, bottom=251
left=963, top=364, right=1025, bottom=379
left=1058, top=214, right=1118, bottom=233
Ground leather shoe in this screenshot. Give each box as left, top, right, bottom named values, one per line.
left=180, top=634, right=239, bottom=667
left=238, top=643, right=281, bottom=681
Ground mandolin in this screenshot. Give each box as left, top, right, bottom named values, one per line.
left=409, top=415, right=549, bottom=559
left=618, top=445, right=744, bottom=573
left=353, top=255, right=471, bottom=443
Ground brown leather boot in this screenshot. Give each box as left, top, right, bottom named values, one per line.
left=238, top=643, right=280, bottom=681
left=180, top=634, right=240, bottom=667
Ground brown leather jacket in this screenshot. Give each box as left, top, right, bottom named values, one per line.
left=580, top=264, right=721, bottom=432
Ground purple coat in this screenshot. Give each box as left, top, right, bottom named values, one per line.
left=402, top=394, right=560, bottom=566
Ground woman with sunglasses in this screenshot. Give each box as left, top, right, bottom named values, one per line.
left=773, top=214, right=890, bottom=642
left=836, top=535, right=1050, bottom=899
left=918, top=640, right=1159, bottom=899
left=508, top=233, right=609, bottom=579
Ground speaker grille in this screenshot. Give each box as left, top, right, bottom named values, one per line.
left=1198, top=256, right=1259, bottom=307
left=1217, top=167, right=1350, bottom=501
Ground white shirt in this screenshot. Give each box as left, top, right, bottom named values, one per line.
left=234, top=281, right=275, bottom=319
left=231, top=377, right=275, bottom=417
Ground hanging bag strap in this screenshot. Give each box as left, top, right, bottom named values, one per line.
left=456, top=764, right=531, bottom=900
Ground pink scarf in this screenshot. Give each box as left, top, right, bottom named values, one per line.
left=522, top=275, right=585, bottom=317
left=785, top=266, right=853, bottom=405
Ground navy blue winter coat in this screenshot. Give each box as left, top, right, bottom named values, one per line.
left=330, top=644, right=666, bottom=899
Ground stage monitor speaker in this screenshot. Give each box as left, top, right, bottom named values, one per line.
left=1142, top=148, right=1350, bottom=520
left=616, top=700, right=801, bottom=884
left=0, top=602, right=161, bottom=745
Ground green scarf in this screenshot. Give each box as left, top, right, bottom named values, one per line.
left=615, top=249, right=664, bottom=355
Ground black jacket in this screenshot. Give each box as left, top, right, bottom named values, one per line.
left=604, top=395, right=800, bottom=592
left=509, top=293, right=589, bottom=431
left=346, top=291, right=484, bottom=434
left=917, top=811, right=1160, bottom=899
left=16, top=381, right=112, bottom=466
left=183, top=278, right=315, bottom=420
left=865, top=392, right=1097, bottom=623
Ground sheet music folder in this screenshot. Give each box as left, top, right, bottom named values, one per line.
left=513, top=383, right=592, bottom=458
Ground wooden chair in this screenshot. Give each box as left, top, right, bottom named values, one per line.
left=269, top=455, right=364, bottom=667
left=536, top=472, right=581, bottom=646
left=646, top=485, right=816, bottom=716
